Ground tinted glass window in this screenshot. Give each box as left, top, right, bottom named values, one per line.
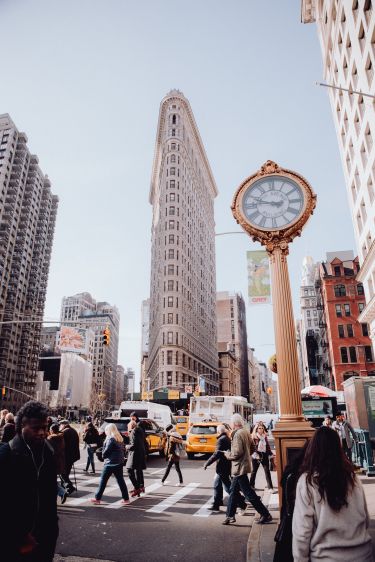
left=190, top=425, right=217, bottom=435
left=176, top=417, right=187, bottom=423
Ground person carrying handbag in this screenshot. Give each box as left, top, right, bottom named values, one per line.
left=83, top=422, right=100, bottom=474
left=161, top=429, right=184, bottom=486
left=249, top=424, right=274, bottom=490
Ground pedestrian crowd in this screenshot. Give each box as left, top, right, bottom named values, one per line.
left=0, top=402, right=373, bottom=562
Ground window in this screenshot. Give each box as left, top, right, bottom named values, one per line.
left=338, top=325, right=345, bottom=338
left=168, top=297, right=173, bottom=307
left=347, top=324, right=354, bottom=337
left=167, top=313, right=173, bottom=324
left=170, top=167, right=176, bottom=175
left=170, top=193, right=175, bottom=202
left=334, top=284, right=346, bottom=297
left=334, top=266, right=341, bottom=276
left=307, top=310, right=310, bottom=317
left=357, top=283, right=364, bottom=295
left=167, top=280, right=174, bottom=290
left=362, top=323, right=369, bottom=337
left=308, top=319, right=312, bottom=327
left=172, top=114, right=176, bottom=125
left=344, top=304, right=351, bottom=316
left=168, top=264, right=174, bottom=275
left=169, top=220, right=174, bottom=229
left=167, top=352, right=173, bottom=365
left=168, top=234, right=174, bottom=244
left=170, top=180, right=175, bottom=188
left=365, top=346, right=373, bottom=362
left=359, top=302, right=365, bottom=313
left=170, top=154, right=176, bottom=163
left=169, top=206, right=175, bottom=215
left=349, top=346, right=357, bottom=362
left=168, top=249, right=174, bottom=259
left=341, top=347, right=349, bottom=363
left=336, top=304, right=342, bottom=317
left=167, top=331, right=173, bottom=344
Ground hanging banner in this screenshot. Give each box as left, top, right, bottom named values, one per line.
left=247, top=250, right=271, bottom=305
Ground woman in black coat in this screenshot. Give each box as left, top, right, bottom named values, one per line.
left=126, top=420, right=147, bottom=497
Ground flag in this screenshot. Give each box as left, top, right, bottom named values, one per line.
left=247, top=250, right=271, bottom=305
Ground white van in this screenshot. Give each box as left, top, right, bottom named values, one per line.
left=118, top=401, right=175, bottom=429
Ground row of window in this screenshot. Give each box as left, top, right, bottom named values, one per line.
left=338, top=323, right=369, bottom=337
left=340, top=345, right=373, bottom=363
left=334, top=283, right=364, bottom=297
left=335, top=302, right=365, bottom=316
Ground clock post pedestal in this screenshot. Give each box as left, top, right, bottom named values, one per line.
left=267, top=243, right=314, bottom=507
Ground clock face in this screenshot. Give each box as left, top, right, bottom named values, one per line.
left=241, top=175, right=305, bottom=230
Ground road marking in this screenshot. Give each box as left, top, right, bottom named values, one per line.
left=57, top=506, right=84, bottom=512
left=67, top=484, right=119, bottom=506
left=193, top=496, right=215, bottom=517
left=147, top=482, right=200, bottom=514
left=150, top=469, right=164, bottom=474
left=106, top=481, right=165, bottom=509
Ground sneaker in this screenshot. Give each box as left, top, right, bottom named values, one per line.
left=161, top=481, right=166, bottom=486
left=90, top=498, right=101, bottom=505
left=257, top=514, right=273, bottom=524
left=121, top=499, right=130, bottom=505
left=66, top=486, right=76, bottom=495
left=222, top=517, right=236, bottom=525
left=207, top=505, right=221, bottom=512
left=60, top=492, right=68, bottom=505
left=237, top=508, right=247, bottom=516
left=175, top=483, right=183, bottom=487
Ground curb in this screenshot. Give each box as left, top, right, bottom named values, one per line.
left=54, top=557, right=116, bottom=562
left=246, top=490, right=279, bottom=562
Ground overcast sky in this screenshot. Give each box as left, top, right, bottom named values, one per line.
left=1, top=0, right=355, bottom=384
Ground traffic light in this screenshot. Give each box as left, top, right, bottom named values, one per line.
left=1, top=386, right=6, bottom=400
left=102, top=328, right=110, bottom=346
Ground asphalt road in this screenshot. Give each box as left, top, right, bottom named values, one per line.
left=56, top=453, right=255, bottom=562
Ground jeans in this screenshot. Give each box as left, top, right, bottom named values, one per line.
left=57, top=481, right=66, bottom=499
left=128, top=468, right=145, bottom=489
left=61, top=461, right=74, bottom=491
left=250, top=454, right=273, bottom=489
left=213, top=473, right=246, bottom=510
left=226, top=474, right=270, bottom=518
left=162, top=459, right=183, bottom=484
left=86, top=446, right=95, bottom=472
left=95, top=463, right=129, bottom=500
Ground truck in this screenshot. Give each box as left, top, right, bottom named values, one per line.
left=118, top=400, right=175, bottom=429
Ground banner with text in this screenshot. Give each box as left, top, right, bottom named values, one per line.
left=247, top=250, right=271, bottom=305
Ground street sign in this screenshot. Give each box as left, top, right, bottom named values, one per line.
left=168, top=390, right=179, bottom=399
left=142, top=391, right=153, bottom=400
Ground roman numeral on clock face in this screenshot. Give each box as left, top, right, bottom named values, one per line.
left=287, top=207, right=299, bottom=216
left=247, top=211, right=261, bottom=223
left=258, top=216, right=267, bottom=227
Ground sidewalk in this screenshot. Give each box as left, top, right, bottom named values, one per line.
left=247, top=470, right=375, bottom=562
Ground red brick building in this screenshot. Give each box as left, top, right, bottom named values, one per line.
left=319, top=253, right=375, bottom=391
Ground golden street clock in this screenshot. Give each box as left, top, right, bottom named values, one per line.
left=231, top=160, right=316, bottom=248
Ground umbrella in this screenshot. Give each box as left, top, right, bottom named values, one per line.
left=301, top=385, right=336, bottom=397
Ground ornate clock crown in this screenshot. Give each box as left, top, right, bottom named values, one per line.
left=231, top=160, right=317, bottom=254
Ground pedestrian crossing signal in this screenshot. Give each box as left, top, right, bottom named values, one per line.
left=102, top=328, right=110, bottom=346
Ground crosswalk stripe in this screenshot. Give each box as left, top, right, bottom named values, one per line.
left=193, top=496, right=215, bottom=517
left=67, top=484, right=119, bottom=506
left=147, top=482, right=200, bottom=514
left=106, top=481, right=165, bottom=509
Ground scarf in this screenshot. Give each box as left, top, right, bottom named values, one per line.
left=256, top=433, right=267, bottom=453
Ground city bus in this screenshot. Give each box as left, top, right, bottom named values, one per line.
left=189, top=395, right=253, bottom=426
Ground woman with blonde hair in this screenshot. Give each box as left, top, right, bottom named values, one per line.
left=91, top=423, right=129, bottom=505
left=249, top=423, right=274, bottom=490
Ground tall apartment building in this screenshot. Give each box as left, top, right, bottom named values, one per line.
left=115, top=365, right=125, bottom=406
left=302, top=1, right=375, bottom=343
left=315, top=251, right=375, bottom=389
left=298, top=257, right=321, bottom=386
left=217, top=291, right=250, bottom=399
left=125, top=367, right=135, bottom=396
left=60, top=293, right=120, bottom=408
left=140, top=299, right=150, bottom=392
left=218, top=342, right=240, bottom=395
left=0, top=114, right=58, bottom=407
left=147, top=90, right=219, bottom=395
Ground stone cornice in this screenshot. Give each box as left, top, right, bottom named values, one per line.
left=149, top=91, right=218, bottom=204
left=356, top=239, right=375, bottom=282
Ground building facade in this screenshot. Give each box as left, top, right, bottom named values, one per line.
left=302, top=1, right=375, bottom=344
left=60, top=293, right=120, bottom=409
left=115, top=365, right=125, bottom=407
left=0, top=114, right=58, bottom=408
left=316, top=251, right=375, bottom=389
left=147, top=90, right=219, bottom=395
left=297, top=257, right=321, bottom=386
left=218, top=342, right=240, bottom=395
left=216, top=291, right=250, bottom=399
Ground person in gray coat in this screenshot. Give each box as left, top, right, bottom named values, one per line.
left=332, top=413, right=358, bottom=461
left=126, top=419, right=147, bottom=497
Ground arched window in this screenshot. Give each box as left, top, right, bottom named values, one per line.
left=357, top=283, right=364, bottom=295
left=172, top=114, right=176, bottom=125
left=334, top=284, right=346, bottom=297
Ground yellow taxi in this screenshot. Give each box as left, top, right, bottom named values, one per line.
left=175, top=415, right=189, bottom=439
left=186, top=421, right=230, bottom=459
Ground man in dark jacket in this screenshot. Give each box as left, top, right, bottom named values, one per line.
left=59, top=419, right=80, bottom=494
left=0, top=400, right=58, bottom=561
left=204, top=425, right=247, bottom=512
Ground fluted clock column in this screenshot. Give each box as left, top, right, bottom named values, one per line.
left=268, top=243, right=304, bottom=422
